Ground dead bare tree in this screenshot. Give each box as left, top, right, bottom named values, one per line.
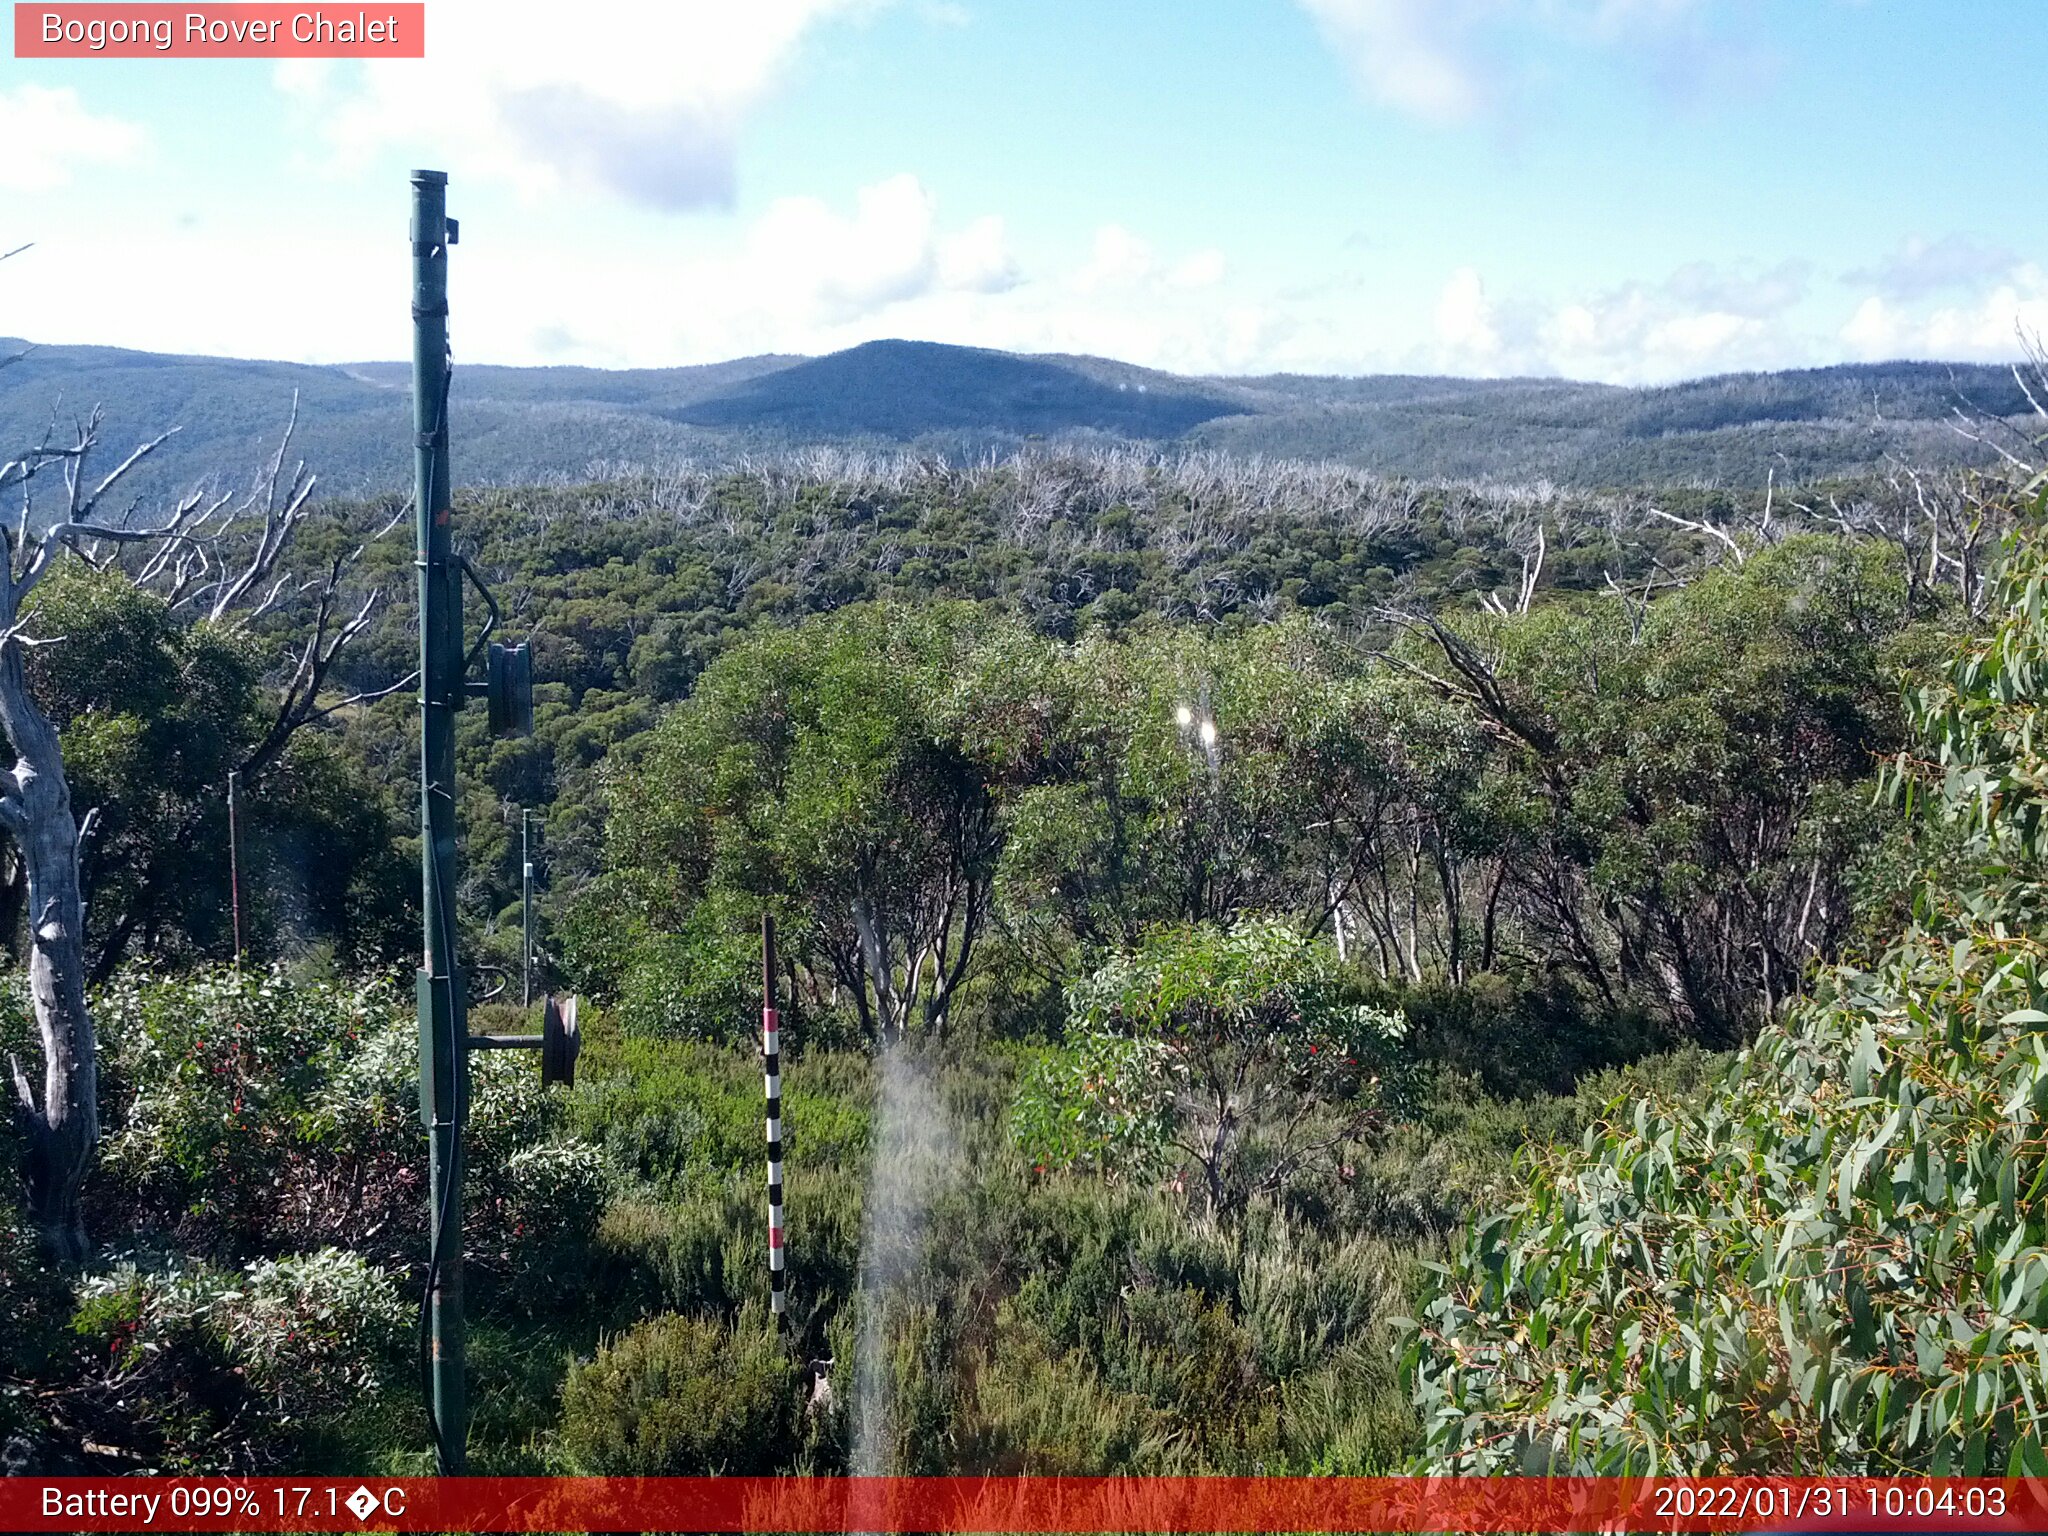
left=0, top=406, right=183, bottom=1258
left=1, top=397, right=403, bottom=1257
left=1600, top=561, right=1684, bottom=642
left=1481, top=520, right=1546, bottom=617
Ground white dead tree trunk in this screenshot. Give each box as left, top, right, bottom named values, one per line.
left=0, top=407, right=182, bottom=1258
left=0, top=392, right=404, bottom=1257
left=1481, top=520, right=1546, bottom=617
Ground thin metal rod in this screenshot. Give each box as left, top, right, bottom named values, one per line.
left=763, top=912, right=786, bottom=1328
left=467, top=1033, right=544, bottom=1051
left=226, top=769, right=242, bottom=966
left=521, top=809, right=533, bottom=1008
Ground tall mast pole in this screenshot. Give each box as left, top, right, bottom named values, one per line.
left=411, top=167, right=467, bottom=1475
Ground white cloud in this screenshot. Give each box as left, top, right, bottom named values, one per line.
left=1664, top=258, right=1809, bottom=318
left=1433, top=266, right=1501, bottom=364
left=277, top=0, right=879, bottom=210
left=1458, top=261, right=1803, bottom=381
left=1297, top=0, right=1730, bottom=123
left=937, top=215, right=1021, bottom=293
left=1074, top=225, right=1159, bottom=292
left=1526, top=290, right=1770, bottom=382
left=1167, top=250, right=1228, bottom=290
left=746, top=174, right=947, bottom=321
left=0, top=86, right=148, bottom=192
left=575, top=174, right=1032, bottom=358
left=1839, top=296, right=1898, bottom=359
left=1839, top=265, right=2048, bottom=362
left=1844, top=234, right=2019, bottom=303
left=1296, top=0, right=1486, bottom=122
left=1374, top=258, right=1815, bottom=383
left=38, top=149, right=2039, bottom=389
left=667, top=206, right=1269, bottom=375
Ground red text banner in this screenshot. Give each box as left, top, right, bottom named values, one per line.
left=15, top=4, right=425, bottom=57
left=4, top=1476, right=2047, bottom=1532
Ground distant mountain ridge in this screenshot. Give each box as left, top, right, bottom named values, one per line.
left=669, top=340, right=1248, bottom=438
left=0, top=334, right=2031, bottom=495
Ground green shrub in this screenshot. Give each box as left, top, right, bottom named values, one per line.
left=571, top=1037, right=870, bottom=1195
left=591, top=1184, right=758, bottom=1320
left=92, top=967, right=597, bottom=1306
left=1318, top=1050, right=1731, bottom=1243
left=1277, top=1343, right=1415, bottom=1473
left=1405, top=515, right=2048, bottom=1474
left=560, top=1307, right=797, bottom=1473
left=958, top=1306, right=1182, bottom=1474
left=0, top=1200, right=65, bottom=1451
left=616, top=904, right=758, bottom=1045
left=593, top=1165, right=865, bottom=1359
left=95, top=968, right=398, bottom=1243
left=65, top=1248, right=408, bottom=1469
left=1100, top=1283, right=1276, bottom=1465
left=1009, top=1034, right=1175, bottom=1181
left=1371, top=970, right=1667, bottom=1099
left=479, top=1142, right=610, bottom=1311
left=1014, top=917, right=1408, bottom=1216
left=208, top=1249, right=411, bottom=1413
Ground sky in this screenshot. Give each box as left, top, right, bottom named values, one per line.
left=3, top=0, right=2044, bottom=383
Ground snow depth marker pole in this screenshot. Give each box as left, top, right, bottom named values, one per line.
left=763, top=912, right=787, bottom=1329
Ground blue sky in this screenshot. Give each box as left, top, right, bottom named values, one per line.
left=4, top=0, right=2043, bottom=381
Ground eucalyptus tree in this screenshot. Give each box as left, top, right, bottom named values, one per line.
left=602, top=601, right=1023, bottom=1043
left=1382, top=534, right=1922, bottom=1042
left=1012, top=915, right=1409, bottom=1217
left=1407, top=496, right=2048, bottom=1474
left=1, top=399, right=400, bottom=1257
left=993, top=617, right=1405, bottom=956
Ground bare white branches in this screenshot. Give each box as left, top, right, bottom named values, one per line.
left=1482, top=520, right=1545, bottom=617
left=1646, top=505, right=1747, bottom=565
left=0, top=407, right=186, bottom=623
left=235, top=535, right=415, bottom=782
left=1601, top=562, right=1684, bottom=643
left=2, top=390, right=407, bottom=790
left=197, top=390, right=321, bottom=623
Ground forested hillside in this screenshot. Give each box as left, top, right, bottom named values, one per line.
left=0, top=400, right=2042, bottom=1474
left=0, top=335, right=2031, bottom=497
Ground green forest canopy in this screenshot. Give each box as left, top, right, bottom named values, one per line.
left=1, top=434, right=2042, bottom=1476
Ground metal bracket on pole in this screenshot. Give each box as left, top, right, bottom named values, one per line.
left=468, top=994, right=580, bottom=1087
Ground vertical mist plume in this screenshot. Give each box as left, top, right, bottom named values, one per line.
left=851, top=1040, right=954, bottom=1477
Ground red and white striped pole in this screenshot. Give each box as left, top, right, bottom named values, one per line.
left=762, top=913, right=787, bottom=1329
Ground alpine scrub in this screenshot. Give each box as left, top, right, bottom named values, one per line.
left=1404, top=506, right=2048, bottom=1475
left=1014, top=918, right=1408, bottom=1217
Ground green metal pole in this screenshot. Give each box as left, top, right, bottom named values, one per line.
left=411, top=167, right=467, bottom=1476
